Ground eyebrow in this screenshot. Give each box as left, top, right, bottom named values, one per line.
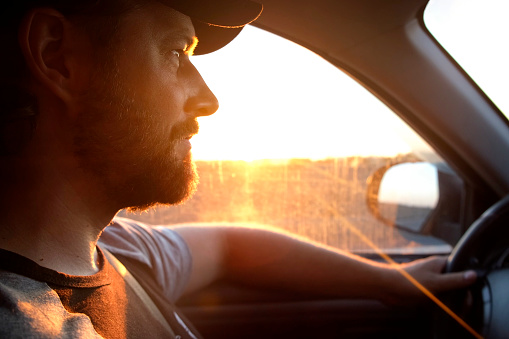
left=163, top=33, right=199, bottom=56
left=185, top=36, right=199, bottom=56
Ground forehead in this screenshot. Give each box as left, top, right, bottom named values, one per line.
left=121, top=2, right=196, bottom=43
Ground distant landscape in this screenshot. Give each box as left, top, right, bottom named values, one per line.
left=119, top=154, right=443, bottom=253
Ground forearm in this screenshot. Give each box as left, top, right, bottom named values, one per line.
left=176, top=224, right=396, bottom=300
left=175, top=224, right=475, bottom=303
left=221, top=225, right=394, bottom=300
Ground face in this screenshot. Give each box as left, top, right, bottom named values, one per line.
left=73, top=1, right=219, bottom=211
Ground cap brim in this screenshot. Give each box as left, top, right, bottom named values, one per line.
left=162, top=0, right=263, bottom=55
left=191, top=19, right=243, bottom=55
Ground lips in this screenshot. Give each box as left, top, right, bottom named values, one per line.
left=170, top=119, right=200, bottom=142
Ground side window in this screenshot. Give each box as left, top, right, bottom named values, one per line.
left=424, top=0, right=508, bottom=116
left=119, top=26, right=463, bottom=255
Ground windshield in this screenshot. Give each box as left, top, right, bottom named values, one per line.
left=424, top=0, right=509, bottom=116
left=120, top=25, right=456, bottom=255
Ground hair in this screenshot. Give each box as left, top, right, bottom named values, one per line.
left=0, top=0, right=142, bottom=155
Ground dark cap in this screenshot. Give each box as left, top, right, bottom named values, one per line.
left=4, top=0, right=262, bottom=56
left=164, top=0, right=263, bottom=55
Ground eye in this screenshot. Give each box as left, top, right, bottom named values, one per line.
left=171, top=49, right=181, bottom=58
left=170, top=49, right=188, bottom=67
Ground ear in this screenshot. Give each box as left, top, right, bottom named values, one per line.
left=18, top=8, right=83, bottom=105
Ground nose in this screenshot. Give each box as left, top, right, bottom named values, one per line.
left=183, top=63, right=219, bottom=117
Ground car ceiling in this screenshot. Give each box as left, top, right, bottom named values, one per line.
left=252, top=0, right=509, bottom=197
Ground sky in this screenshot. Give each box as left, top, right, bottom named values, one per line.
left=188, top=0, right=508, bottom=162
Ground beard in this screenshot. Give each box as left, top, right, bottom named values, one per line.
left=73, top=58, right=199, bottom=211
left=119, top=118, right=200, bottom=212
left=123, top=118, right=201, bottom=211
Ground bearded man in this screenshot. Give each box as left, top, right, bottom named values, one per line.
left=0, top=0, right=477, bottom=338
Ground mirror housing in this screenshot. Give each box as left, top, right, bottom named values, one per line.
left=367, top=162, right=464, bottom=245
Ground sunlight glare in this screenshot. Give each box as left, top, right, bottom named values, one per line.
left=190, top=26, right=414, bottom=161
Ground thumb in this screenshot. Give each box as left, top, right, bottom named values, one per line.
left=434, top=269, right=477, bottom=292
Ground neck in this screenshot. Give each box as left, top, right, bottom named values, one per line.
left=0, top=161, right=117, bottom=276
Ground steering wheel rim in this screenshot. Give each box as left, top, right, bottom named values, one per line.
left=447, top=194, right=509, bottom=274
left=436, top=194, right=509, bottom=339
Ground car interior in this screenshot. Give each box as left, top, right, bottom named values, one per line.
left=119, top=0, right=509, bottom=337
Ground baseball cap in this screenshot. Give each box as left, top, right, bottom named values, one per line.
left=163, top=0, right=263, bottom=55
left=5, top=0, right=262, bottom=56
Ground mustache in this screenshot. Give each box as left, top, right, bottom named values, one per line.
left=169, top=119, right=200, bottom=141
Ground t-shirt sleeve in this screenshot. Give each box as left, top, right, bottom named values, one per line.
left=98, top=217, right=192, bottom=303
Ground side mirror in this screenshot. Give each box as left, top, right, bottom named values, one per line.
left=367, top=162, right=464, bottom=244
left=367, top=162, right=438, bottom=233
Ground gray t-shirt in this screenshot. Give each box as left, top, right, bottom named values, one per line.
left=0, top=217, right=195, bottom=338
left=99, top=217, right=193, bottom=303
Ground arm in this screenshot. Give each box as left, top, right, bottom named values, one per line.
left=174, top=224, right=476, bottom=304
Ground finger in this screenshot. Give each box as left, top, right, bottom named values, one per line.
left=407, top=255, right=447, bottom=273
left=435, top=270, right=477, bottom=291
left=424, top=256, right=448, bottom=272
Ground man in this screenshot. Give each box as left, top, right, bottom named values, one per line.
left=0, top=0, right=476, bottom=337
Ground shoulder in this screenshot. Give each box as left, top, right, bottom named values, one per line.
left=99, top=217, right=193, bottom=302
left=0, top=271, right=101, bottom=338
left=99, top=217, right=191, bottom=267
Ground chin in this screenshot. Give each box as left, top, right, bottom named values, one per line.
left=124, top=152, right=198, bottom=212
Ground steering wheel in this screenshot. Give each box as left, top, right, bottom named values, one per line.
left=436, top=195, right=509, bottom=339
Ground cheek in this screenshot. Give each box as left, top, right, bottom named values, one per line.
left=119, top=43, right=184, bottom=106
left=95, top=41, right=188, bottom=137
left=124, top=65, right=187, bottom=129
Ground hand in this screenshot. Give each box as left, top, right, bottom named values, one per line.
left=383, top=256, right=477, bottom=306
